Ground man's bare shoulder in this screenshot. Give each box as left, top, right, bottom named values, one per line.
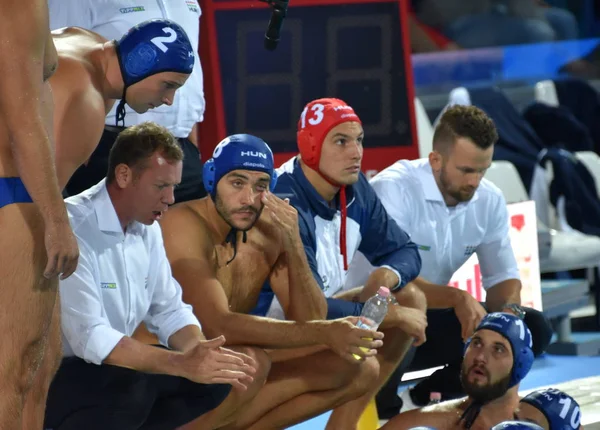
left=382, top=399, right=464, bottom=430
left=161, top=199, right=214, bottom=245
left=52, top=27, right=107, bottom=79
left=52, top=27, right=108, bottom=47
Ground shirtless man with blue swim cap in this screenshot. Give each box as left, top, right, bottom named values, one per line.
left=24, top=19, right=196, bottom=428
left=381, top=313, right=535, bottom=430
left=0, top=1, right=79, bottom=429
left=50, top=18, right=195, bottom=188
left=156, top=134, right=384, bottom=429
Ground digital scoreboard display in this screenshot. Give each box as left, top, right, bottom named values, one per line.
left=199, top=0, right=418, bottom=172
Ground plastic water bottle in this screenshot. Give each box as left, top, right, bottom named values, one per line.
left=353, top=286, right=390, bottom=360
left=428, top=392, right=442, bottom=405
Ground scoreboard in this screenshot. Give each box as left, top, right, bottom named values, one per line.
left=197, top=0, right=418, bottom=173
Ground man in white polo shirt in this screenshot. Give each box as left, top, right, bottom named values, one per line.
left=347, top=105, right=552, bottom=417
left=48, top=0, right=207, bottom=202
left=44, top=122, right=269, bottom=430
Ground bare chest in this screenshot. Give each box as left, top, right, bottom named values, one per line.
left=214, top=238, right=279, bottom=314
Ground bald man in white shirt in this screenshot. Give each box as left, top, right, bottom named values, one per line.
left=346, top=105, right=553, bottom=417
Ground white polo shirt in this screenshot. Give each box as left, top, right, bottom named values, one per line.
left=48, top=0, right=204, bottom=138
left=60, top=180, right=201, bottom=365
left=346, top=158, right=519, bottom=290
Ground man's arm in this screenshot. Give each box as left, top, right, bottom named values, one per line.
left=476, top=194, right=522, bottom=312
left=160, top=206, right=382, bottom=361
left=143, top=223, right=204, bottom=350
left=161, top=206, right=330, bottom=348
left=61, top=234, right=253, bottom=388
left=168, top=325, right=206, bottom=353
left=486, top=279, right=522, bottom=313
left=0, top=2, right=78, bottom=279
left=358, top=179, right=422, bottom=291
left=412, top=276, right=466, bottom=309
left=262, top=192, right=327, bottom=321
left=57, top=232, right=193, bottom=375
left=359, top=267, right=402, bottom=302
left=59, top=241, right=164, bottom=369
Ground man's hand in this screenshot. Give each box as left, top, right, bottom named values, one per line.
left=261, top=191, right=300, bottom=248
left=321, top=317, right=384, bottom=363
left=454, top=291, right=487, bottom=342
left=386, top=305, right=428, bottom=346
left=44, top=219, right=79, bottom=280
left=178, top=335, right=257, bottom=390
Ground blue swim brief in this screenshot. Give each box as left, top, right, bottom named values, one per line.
left=0, top=177, right=33, bottom=209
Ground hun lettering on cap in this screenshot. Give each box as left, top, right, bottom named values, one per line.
left=240, top=151, right=267, bottom=159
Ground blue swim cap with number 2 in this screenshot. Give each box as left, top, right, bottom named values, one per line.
left=116, top=18, right=194, bottom=87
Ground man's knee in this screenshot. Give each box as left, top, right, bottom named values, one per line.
left=394, top=283, right=427, bottom=312
left=524, top=308, right=553, bottom=356
left=345, top=357, right=381, bottom=397
left=235, top=346, right=271, bottom=388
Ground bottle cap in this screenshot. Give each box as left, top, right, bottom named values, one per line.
left=377, top=286, right=390, bottom=297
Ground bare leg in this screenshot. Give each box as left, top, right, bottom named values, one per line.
left=221, top=350, right=380, bottom=430
left=327, top=283, right=427, bottom=429
left=22, top=299, right=62, bottom=430
left=177, top=346, right=271, bottom=430
left=0, top=204, right=57, bottom=430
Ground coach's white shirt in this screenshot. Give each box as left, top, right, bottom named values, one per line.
left=60, top=180, right=201, bottom=365
left=48, top=0, right=204, bottom=138
left=346, top=158, right=519, bottom=290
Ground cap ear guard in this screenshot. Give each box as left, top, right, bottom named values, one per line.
left=296, top=98, right=362, bottom=171
left=297, top=128, right=320, bottom=169
left=269, top=170, right=279, bottom=191
left=202, top=158, right=217, bottom=195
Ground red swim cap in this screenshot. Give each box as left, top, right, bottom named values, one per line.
left=297, top=98, right=362, bottom=170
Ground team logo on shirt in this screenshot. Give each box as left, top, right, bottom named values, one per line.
left=101, top=282, right=117, bottom=289
left=119, top=6, right=145, bottom=13
left=321, top=274, right=329, bottom=291
left=464, top=246, right=477, bottom=256
left=186, top=0, right=200, bottom=12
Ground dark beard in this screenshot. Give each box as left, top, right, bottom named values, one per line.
left=460, top=365, right=512, bottom=404
left=439, top=166, right=475, bottom=203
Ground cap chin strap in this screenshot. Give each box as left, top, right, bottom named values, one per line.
left=459, top=400, right=483, bottom=429
left=115, top=87, right=128, bottom=127
left=316, top=169, right=348, bottom=271
left=224, top=228, right=247, bottom=265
